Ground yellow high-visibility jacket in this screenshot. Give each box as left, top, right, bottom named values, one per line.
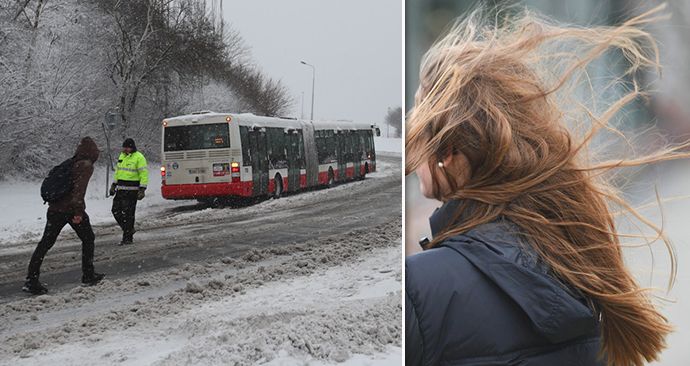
left=115, top=151, right=148, bottom=188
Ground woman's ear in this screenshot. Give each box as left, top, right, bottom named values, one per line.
left=441, top=151, right=471, bottom=188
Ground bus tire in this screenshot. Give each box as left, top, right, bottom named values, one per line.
left=273, top=174, right=283, bottom=199
left=199, top=197, right=223, bottom=208
left=328, top=168, right=335, bottom=187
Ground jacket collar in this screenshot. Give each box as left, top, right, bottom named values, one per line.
left=429, top=199, right=474, bottom=238
left=431, top=201, right=599, bottom=343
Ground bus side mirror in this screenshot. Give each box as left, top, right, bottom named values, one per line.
left=375, top=128, right=381, bottom=137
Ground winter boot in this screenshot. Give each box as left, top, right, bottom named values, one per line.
left=119, top=232, right=134, bottom=246
left=82, top=272, right=105, bottom=286
left=22, top=278, right=48, bottom=295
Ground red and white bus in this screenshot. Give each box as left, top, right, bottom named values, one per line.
left=160, top=112, right=380, bottom=200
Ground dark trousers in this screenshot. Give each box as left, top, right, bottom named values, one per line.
left=28, top=211, right=95, bottom=280
left=112, top=190, right=138, bottom=241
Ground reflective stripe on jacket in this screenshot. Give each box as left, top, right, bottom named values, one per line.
left=115, top=151, right=148, bottom=187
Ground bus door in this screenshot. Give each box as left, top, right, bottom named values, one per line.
left=337, top=132, right=347, bottom=181
left=286, top=130, right=301, bottom=192
left=249, top=128, right=269, bottom=195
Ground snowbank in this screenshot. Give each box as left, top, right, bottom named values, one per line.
left=0, top=167, right=179, bottom=246
left=374, top=137, right=402, bottom=156
left=0, top=220, right=402, bottom=365
left=0, top=157, right=399, bottom=249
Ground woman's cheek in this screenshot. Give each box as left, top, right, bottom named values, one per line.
left=416, top=164, right=433, bottom=198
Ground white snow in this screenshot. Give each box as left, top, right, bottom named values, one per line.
left=264, top=346, right=402, bottom=366
left=0, top=167, right=178, bottom=247
left=0, top=155, right=399, bottom=250
left=374, top=137, right=401, bottom=156
left=0, top=222, right=402, bottom=365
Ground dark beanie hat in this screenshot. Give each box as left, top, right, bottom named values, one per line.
left=122, top=138, right=136, bottom=150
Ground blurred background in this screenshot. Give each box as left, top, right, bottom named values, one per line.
left=405, top=1, right=690, bottom=364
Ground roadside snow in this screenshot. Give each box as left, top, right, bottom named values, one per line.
left=264, top=346, right=402, bottom=366
left=0, top=219, right=402, bottom=365
left=0, top=150, right=400, bottom=248
left=375, top=137, right=401, bottom=156
left=0, top=168, right=177, bottom=246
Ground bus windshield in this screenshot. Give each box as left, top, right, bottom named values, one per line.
left=164, top=123, right=230, bottom=151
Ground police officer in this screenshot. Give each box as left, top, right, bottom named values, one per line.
left=110, top=138, right=148, bottom=245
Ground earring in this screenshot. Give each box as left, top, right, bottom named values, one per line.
left=437, top=161, right=444, bottom=168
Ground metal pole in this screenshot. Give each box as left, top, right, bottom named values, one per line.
left=300, top=61, right=315, bottom=121
left=310, top=68, right=315, bottom=121
left=101, top=121, right=112, bottom=198
left=301, top=91, right=305, bottom=120
left=102, top=110, right=117, bottom=198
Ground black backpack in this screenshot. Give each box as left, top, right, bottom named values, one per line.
left=41, top=158, right=75, bottom=203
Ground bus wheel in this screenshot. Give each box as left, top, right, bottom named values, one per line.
left=198, top=198, right=219, bottom=207
left=199, top=197, right=223, bottom=208
left=328, top=168, right=335, bottom=187
left=273, top=174, right=283, bottom=199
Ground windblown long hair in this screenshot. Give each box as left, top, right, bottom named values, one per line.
left=406, top=4, right=686, bottom=366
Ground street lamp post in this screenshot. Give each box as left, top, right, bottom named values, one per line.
left=300, top=60, right=315, bottom=121
left=300, top=91, right=305, bottom=120
left=103, top=109, right=120, bottom=198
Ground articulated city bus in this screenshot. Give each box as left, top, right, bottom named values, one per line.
left=160, top=112, right=380, bottom=201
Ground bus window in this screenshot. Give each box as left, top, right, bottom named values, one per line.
left=358, top=131, right=366, bottom=160
left=316, top=130, right=327, bottom=164
left=347, top=132, right=355, bottom=161
left=342, top=132, right=349, bottom=162
left=164, top=123, right=230, bottom=151
left=326, top=130, right=336, bottom=163
left=267, top=128, right=288, bottom=169
left=366, top=131, right=374, bottom=154
left=368, top=131, right=376, bottom=157
left=240, top=126, right=252, bottom=166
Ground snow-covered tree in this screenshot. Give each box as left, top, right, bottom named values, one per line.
left=0, top=0, right=293, bottom=179
left=384, top=107, right=402, bottom=138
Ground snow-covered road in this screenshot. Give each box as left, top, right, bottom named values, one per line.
left=0, top=156, right=400, bottom=297
left=0, top=155, right=402, bottom=365
left=0, top=219, right=401, bottom=365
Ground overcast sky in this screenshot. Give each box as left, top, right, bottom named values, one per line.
left=222, top=1, right=401, bottom=128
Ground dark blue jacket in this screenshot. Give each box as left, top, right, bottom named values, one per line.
left=406, top=200, right=605, bottom=365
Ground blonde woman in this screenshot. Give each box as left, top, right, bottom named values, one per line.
left=405, top=5, right=682, bottom=366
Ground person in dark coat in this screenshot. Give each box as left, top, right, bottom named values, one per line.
left=24, top=137, right=105, bottom=294
left=405, top=6, right=673, bottom=366
left=406, top=201, right=604, bottom=365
